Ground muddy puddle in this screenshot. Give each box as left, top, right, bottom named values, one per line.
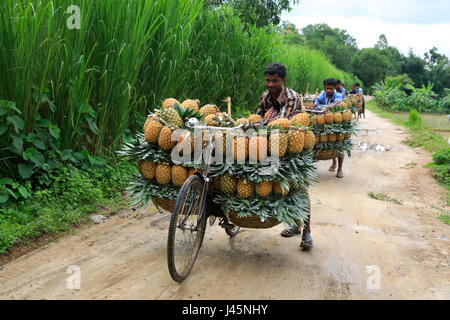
left=353, top=141, right=393, bottom=152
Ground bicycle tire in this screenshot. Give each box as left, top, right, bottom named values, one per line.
left=167, top=175, right=207, bottom=282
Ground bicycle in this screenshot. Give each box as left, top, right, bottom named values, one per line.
left=167, top=120, right=249, bottom=282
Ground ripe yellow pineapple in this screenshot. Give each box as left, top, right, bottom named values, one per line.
left=204, top=114, right=219, bottom=126
left=310, top=115, right=317, bottom=126
left=325, top=112, right=334, bottom=124
left=320, top=133, right=328, bottom=143
left=268, top=132, right=288, bottom=157
left=171, top=165, right=188, bottom=187
left=342, top=110, right=352, bottom=121
left=237, top=179, right=254, bottom=199
left=267, top=118, right=291, bottom=128
left=235, top=118, right=249, bottom=126
left=155, top=162, right=172, bottom=185
left=287, top=130, right=305, bottom=153
left=304, top=131, right=316, bottom=150
left=315, top=135, right=320, bottom=144
left=181, top=99, right=200, bottom=112
left=143, top=115, right=155, bottom=133
left=328, top=133, right=337, bottom=142
left=139, top=160, right=156, bottom=180
left=160, top=107, right=183, bottom=127
left=219, top=174, right=237, bottom=195
left=291, top=113, right=310, bottom=126
left=255, top=181, right=273, bottom=198
left=273, top=182, right=289, bottom=196
left=334, top=112, right=343, bottom=123
left=344, top=132, right=352, bottom=139
left=317, top=114, right=325, bottom=125
left=158, top=126, right=176, bottom=150
left=144, top=120, right=163, bottom=143
left=249, top=135, right=268, bottom=161
left=337, top=133, right=345, bottom=141
left=199, top=104, right=219, bottom=117
left=162, top=98, right=179, bottom=109
left=248, top=114, right=262, bottom=123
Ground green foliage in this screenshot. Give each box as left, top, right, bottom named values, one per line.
left=367, top=192, right=403, bottom=205
left=0, top=160, right=136, bottom=253
left=405, top=110, right=423, bottom=128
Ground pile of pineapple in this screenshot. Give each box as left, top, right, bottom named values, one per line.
left=341, top=95, right=362, bottom=114
left=310, top=106, right=356, bottom=158
left=122, top=98, right=318, bottom=226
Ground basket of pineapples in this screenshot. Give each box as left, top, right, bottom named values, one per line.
left=309, top=106, right=356, bottom=161
left=119, top=98, right=317, bottom=229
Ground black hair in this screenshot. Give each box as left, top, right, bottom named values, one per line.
left=323, top=78, right=336, bottom=87
left=336, top=79, right=342, bottom=85
left=353, top=83, right=360, bottom=87
left=264, top=63, right=287, bottom=78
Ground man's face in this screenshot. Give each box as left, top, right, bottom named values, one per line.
left=336, top=84, right=342, bottom=91
left=325, top=85, right=335, bottom=96
left=265, top=74, right=285, bottom=95
left=353, top=85, right=358, bottom=90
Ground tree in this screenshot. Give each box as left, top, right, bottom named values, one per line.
left=280, top=20, right=299, bottom=34
left=400, top=50, right=428, bottom=88
left=205, top=0, right=300, bottom=27
left=300, top=23, right=358, bottom=72
left=375, top=34, right=389, bottom=50
left=352, top=48, right=392, bottom=88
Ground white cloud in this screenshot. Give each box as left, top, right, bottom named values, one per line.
left=282, top=0, right=450, bottom=57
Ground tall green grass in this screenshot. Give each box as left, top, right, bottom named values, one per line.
left=0, top=1, right=357, bottom=155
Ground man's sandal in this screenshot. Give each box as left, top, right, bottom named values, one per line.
left=300, top=240, right=313, bottom=250
left=329, top=166, right=337, bottom=172
left=336, top=172, right=344, bottom=178
left=281, top=227, right=301, bottom=237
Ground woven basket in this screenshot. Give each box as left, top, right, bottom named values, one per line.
left=314, top=149, right=342, bottom=160
left=153, top=197, right=175, bottom=212
left=227, top=211, right=281, bottom=229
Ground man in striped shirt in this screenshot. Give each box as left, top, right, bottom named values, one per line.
left=256, top=63, right=302, bottom=121
left=256, top=63, right=313, bottom=250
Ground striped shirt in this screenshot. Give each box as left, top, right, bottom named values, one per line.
left=256, top=87, right=302, bottom=122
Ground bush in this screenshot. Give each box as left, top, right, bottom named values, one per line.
left=406, top=109, right=423, bottom=128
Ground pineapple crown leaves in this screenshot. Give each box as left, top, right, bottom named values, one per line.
left=117, top=133, right=172, bottom=163
left=212, top=189, right=311, bottom=227
left=173, top=103, right=203, bottom=122
left=126, top=175, right=179, bottom=208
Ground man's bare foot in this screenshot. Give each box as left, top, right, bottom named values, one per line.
left=336, top=171, right=344, bottom=178
left=329, top=165, right=337, bottom=172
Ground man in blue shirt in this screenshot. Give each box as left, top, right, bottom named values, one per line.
left=336, top=79, right=346, bottom=98
left=314, top=78, right=343, bottom=109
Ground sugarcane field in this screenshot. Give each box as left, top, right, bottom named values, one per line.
left=0, top=0, right=449, bottom=305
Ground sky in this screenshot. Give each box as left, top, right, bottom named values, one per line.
left=281, top=0, right=450, bottom=57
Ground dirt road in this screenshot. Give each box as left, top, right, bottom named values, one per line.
left=1, top=109, right=449, bottom=300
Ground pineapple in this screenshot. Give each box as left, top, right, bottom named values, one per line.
left=325, top=112, right=334, bottom=124
left=342, top=110, right=352, bottom=122
left=291, top=113, right=310, bottom=126
left=199, top=104, right=219, bottom=117
left=162, top=98, right=180, bottom=109
left=181, top=99, right=200, bottom=112
left=248, top=114, right=263, bottom=123
left=268, top=132, right=288, bottom=157
left=156, top=162, right=172, bottom=185
left=267, top=118, right=291, bottom=129
left=143, top=115, right=155, bottom=133
left=287, top=130, right=305, bottom=153
left=334, top=112, right=343, bottom=123
left=320, top=133, right=328, bottom=143
left=160, top=107, right=183, bottom=127
left=249, top=135, right=268, bottom=161
left=255, top=181, right=273, bottom=198
left=274, top=182, right=289, bottom=196
left=310, top=115, right=317, bottom=126
left=144, top=120, right=163, bottom=143
left=158, top=126, right=176, bottom=150
left=317, top=114, right=325, bottom=125
left=328, top=133, right=337, bottom=142
left=176, top=130, right=194, bottom=154
left=219, top=174, right=237, bottom=195
left=188, top=167, right=197, bottom=177
left=139, top=160, right=156, bottom=180
left=315, top=135, right=320, bottom=144
left=304, top=131, right=316, bottom=150
left=204, top=114, right=219, bottom=126
left=212, top=176, right=221, bottom=192
left=344, top=132, right=352, bottom=139
left=237, top=179, right=254, bottom=199
left=232, top=136, right=249, bottom=161
left=171, top=165, right=188, bottom=187
left=235, top=118, right=249, bottom=126
left=337, top=133, right=345, bottom=141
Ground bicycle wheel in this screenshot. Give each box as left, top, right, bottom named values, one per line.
left=167, top=175, right=207, bottom=282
